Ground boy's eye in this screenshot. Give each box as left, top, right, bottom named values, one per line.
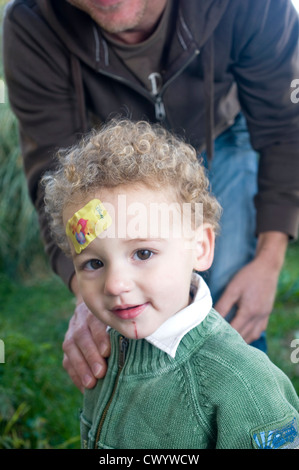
left=134, top=249, right=153, bottom=261
left=84, top=259, right=103, bottom=271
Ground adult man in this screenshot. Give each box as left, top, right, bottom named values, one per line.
left=3, top=0, right=299, bottom=391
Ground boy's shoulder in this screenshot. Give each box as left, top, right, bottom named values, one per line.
left=183, top=308, right=299, bottom=449
left=187, top=308, right=293, bottom=394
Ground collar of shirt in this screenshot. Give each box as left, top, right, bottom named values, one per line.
left=145, top=273, right=212, bottom=358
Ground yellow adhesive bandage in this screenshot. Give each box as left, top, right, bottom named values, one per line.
left=66, top=199, right=112, bottom=254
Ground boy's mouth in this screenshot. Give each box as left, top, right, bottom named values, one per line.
left=111, top=303, right=149, bottom=320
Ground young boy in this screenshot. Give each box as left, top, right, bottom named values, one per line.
left=43, top=119, right=299, bottom=449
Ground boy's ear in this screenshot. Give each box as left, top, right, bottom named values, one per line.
left=193, top=224, right=215, bottom=272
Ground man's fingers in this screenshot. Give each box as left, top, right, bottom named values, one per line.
left=87, top=312, right=111, bottom=358
left=62, top=303, right=110, bottom=390
left=62, top=354, right=87, bottom=393
left=62, top=333, right=99, bottom=389
left=229, top=307, right=269, bottom=344
left=63, top=325, right=108, bottom=383
left=214, top=287, right=238, bottom=318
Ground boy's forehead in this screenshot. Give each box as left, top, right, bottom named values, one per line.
left=63, top=184, right=177, bottom=222
left=64, top=186, right=202, bottom=251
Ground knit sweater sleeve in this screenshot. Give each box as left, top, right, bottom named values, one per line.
left=193, top=332, right=299, bottom=449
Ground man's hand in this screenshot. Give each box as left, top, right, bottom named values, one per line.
left=62, top=302, right=111, bottom=392
left=215, top=232, right=288, bottom=344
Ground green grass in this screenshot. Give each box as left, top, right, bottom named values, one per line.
left=0, top=273, right=82, bottom=449
left=267, top=241, right=299, bottom=393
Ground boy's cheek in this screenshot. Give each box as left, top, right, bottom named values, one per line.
left=80, top=284, right=104, bottom=314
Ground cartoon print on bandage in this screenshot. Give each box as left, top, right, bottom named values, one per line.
left=66, top=199, right=112, bottom=254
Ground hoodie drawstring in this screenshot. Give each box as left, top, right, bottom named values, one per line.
left=71, top=54, right=88, bottom=135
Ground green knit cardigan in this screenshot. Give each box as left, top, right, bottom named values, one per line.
left=80, top=309, right=299, bottom=449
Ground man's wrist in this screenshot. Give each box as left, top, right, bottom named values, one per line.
left=256, top=231, right=288, bottom=271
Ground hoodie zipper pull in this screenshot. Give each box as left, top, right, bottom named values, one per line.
left=155, top=97, right=166, bottom=121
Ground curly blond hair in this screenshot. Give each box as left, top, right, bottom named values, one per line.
left=43, top=119, right=221, bottom=255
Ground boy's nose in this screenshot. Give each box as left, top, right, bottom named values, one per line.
left=103, top=268, right=134, bottom=296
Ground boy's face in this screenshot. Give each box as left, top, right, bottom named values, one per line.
left=64, top=185, right=214, bottom=340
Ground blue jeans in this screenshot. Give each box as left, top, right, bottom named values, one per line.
left=201, top=114, right=267, bottom=352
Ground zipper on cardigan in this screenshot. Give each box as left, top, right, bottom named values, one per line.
left=94, top=336, right=129, bottom=448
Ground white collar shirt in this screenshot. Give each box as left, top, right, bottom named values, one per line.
left=146, top=273, right=212, bottom=358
